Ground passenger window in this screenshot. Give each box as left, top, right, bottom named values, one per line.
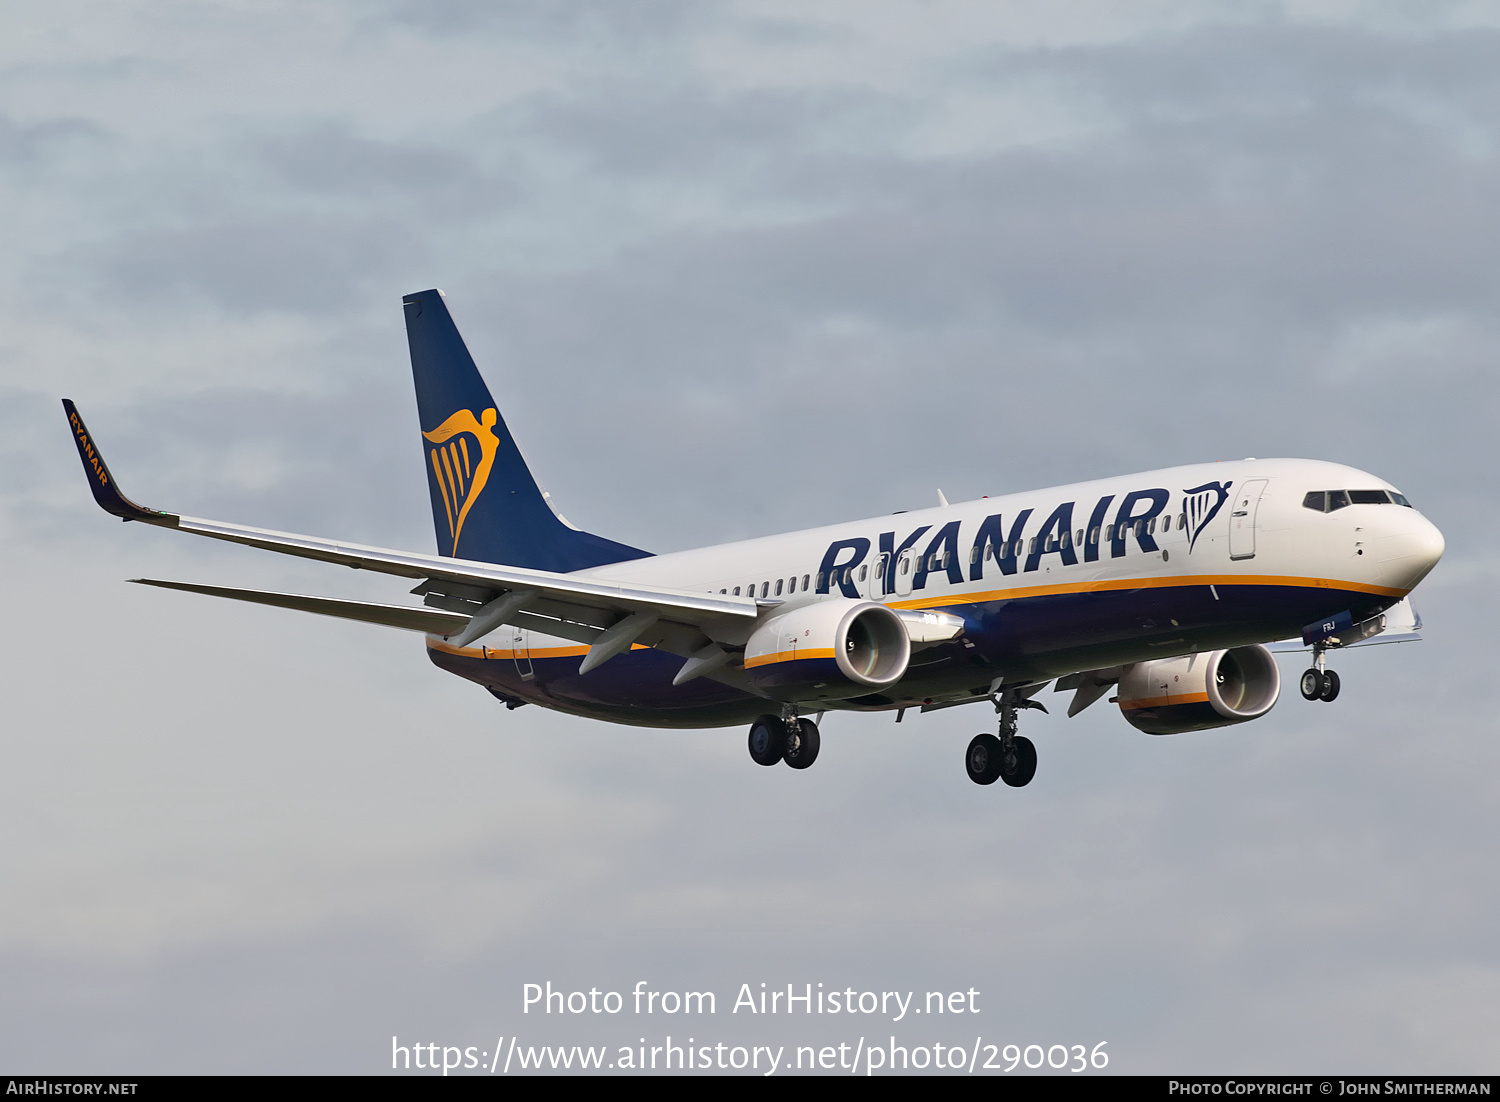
left=1178, top=512, right=1186, bottom=529
left=1148, top=517, right=1156, bottom=535
left=719, top=588, right=726, bottom=594
left=1061, top=531, right=1071, bottom=550
left=1089, top=526, right=1099, bottom=545
left=759, top=582, right=767, bottom=598
left=858, top=565, right=867, bottom=582
left=1028, top=537, right=1036, bottom=555
left=899, top=557, right=909, bottom=575
left=1160, top=516, right=1170, bottom=532
left=733, top=586, right=741, bottom=596
left=775, top=579, right=783, bottom=596
left=817, top=572, right=825, bottom=590
left=802, top=574, right=810, bottom=590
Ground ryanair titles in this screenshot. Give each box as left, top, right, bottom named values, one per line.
left=815, top=481, right=1232, bottom=597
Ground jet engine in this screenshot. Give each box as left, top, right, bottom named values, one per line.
left=744, top=600, right=910, bottom=702
left=1116, top=645, right=1281, bottom=734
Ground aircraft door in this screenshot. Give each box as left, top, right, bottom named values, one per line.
left=1228, top=479, right=1268, bottom=561
left=895, top=550, right=915, bottom=597
left=511, top=626, right=534, bottom=681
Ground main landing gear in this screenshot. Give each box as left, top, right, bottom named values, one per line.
left=966, top=688, right=1045, bottom=787
left=747, top=712, right=821, bottom=770
left=1299, top=644, right=1341, bottom=703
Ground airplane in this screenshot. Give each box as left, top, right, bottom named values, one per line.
left=63, top=289, right=1446, bottom=787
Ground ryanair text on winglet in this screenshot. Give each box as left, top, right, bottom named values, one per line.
left=69, top=411, right=110, bottom=488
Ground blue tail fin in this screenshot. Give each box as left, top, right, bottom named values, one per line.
left=402, top=289, right=651, bottom=571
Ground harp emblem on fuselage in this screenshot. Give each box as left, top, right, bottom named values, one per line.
left=1181, top=479, right=1232, bottom=553
left=423, top=408, right=500, bottom=557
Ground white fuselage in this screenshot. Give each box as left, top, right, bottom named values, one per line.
left=426, top=458, right=1442, bottom=726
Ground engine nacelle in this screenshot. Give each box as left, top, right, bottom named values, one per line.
left=1116, top=645, right=1281, bottom=734
left=744, top=600, right=910, bottom=702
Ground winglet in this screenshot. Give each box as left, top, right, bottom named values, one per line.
left=61, top=400, right=178, bottom=524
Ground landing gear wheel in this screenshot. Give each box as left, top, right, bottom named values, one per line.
left=999, top=736, right=1037, bottom=788
left=783, top=719, right=821, bottom=770
left=1318, top=669, right=1341, bottom=702
left=747, top=715, right=786, bottom=766
left=1300, top=669, right=1326, bottom=701
left=966, top=734, right=1003, bottom=785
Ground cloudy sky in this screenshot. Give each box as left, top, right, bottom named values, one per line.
left=2, top=0, right=1497, bottom=1075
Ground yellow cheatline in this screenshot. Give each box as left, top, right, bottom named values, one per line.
left=744, top=648, right=836, bottom=669
left=425, top=640, right=654, bottom=660
left=891, top=573, right=1408, bottom=612
left=1118, top=692, right=1210, bottom=711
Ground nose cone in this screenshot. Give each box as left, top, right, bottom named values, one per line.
left=1374, top=510, right=1445, bottom=591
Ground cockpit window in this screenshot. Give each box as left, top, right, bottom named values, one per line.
left=1303, top=489, right=1411, bottom=512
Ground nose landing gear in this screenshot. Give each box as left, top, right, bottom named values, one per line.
left=966, top=687, right=1044, bottom=787
left=1300, top=645, right=1341, bottom=702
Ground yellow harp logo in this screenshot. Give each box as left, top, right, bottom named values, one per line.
left=423, top=408, right=500, bottom=556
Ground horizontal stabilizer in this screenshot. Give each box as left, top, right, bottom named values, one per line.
left=130, top=579, right=469, bottom=635
left=1271, top=599, right=1423, bottom=652
left=1270, top=633, right=1422, bottom=653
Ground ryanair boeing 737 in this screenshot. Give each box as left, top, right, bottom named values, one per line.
left=63, top=290, right=1445, bottom=787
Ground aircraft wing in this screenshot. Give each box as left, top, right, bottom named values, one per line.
left=130, top=578, right=472, bottom=635
left=64, top=400, right=758, bottom=657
